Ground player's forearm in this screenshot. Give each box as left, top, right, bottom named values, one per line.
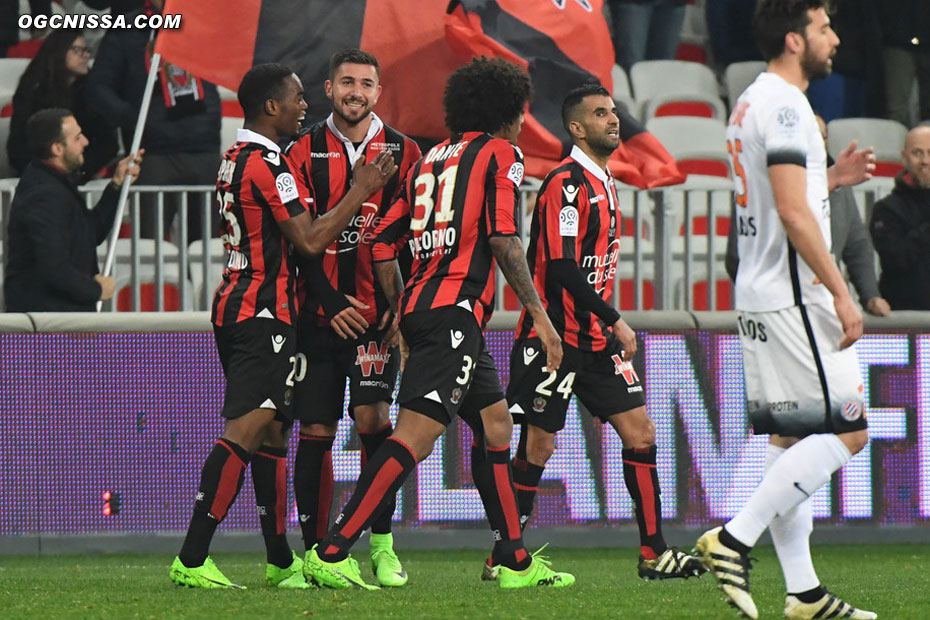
left=303, top=185, right=369, bottom=254
left=779, top=203, right=851, bottom=300
left=489, top=235, right=544, bottom=314
left=374, top=260, right=403, bottom=313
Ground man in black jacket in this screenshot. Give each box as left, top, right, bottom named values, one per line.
left=4, top=108, right=142, bottom=312
left=870, top=125, right=930, bottom=310
left=85, top=0, right=220, bottom=242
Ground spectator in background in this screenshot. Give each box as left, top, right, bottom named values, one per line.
left=879, top=0, right=930, bottom=126
left=727, top=114, right=888, bottom=315
left=706, top=0, right=763, bottom=70
left=607, top=0, right=686, bottom=73
left=0, top=0, right=49, bottom=58
left=807, top=0, right=884, bottom=122
left=86, top=0, right=221, bottom=243
left=4, top=108, right=142, bottom=312
left=869, top=125, right=930, bottom=309
left=7, top=29, right=118, bottom=182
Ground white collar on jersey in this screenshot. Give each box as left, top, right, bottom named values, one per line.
left=236, top=128, right=281, bottom=153
left=569, top=144, right=612, bottom=184
left=326, top=112, right=384, bottom=167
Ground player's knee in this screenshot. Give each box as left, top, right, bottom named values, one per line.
left=301, top=422, right=337, bottom=438
left=354, top=403, right=390, bottom=433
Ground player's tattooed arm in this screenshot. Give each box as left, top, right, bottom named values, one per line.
left=374, top=259, right=404, bottom=314
left=490, top=235, right=562, bottom=371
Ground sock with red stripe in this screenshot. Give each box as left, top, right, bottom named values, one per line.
left=318, top=437, right=416, bottom=562
left=622, top=446, right=667, bottom=559
left=471, top=443, right=531, bottom=571
left=294, top=433, right=335, bottom=551
left=251, top=445, right=293, bottom=568
left=512, top=457, right=544, bottom=531
left=358, top=423, right=395, bottom=535
left=178, top=438, right=250, bottom=568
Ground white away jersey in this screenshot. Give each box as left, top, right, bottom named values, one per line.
left=727, top=72, right=832, bottom=312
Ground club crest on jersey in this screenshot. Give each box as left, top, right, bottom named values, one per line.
left=507, top=161, right=524, bottom=186
left=355, top=341, right=391, bottom=377
left=841, top=400, right=863, bottom=421
left=559, top=205, right=579, bottom=236
left=451, top=387, right=463, bottom=405
left=275, top=172, right=299, bottom=203
left=532, top=396, right=547, bottom=413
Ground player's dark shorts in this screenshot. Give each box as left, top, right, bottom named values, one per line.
left=396, top=306, right=505, bottom=426
left=293, top=320, right=399, bottom=425
left=213, top=317, right=297, bottom=422
left=506, top=337, right=646, bottom=433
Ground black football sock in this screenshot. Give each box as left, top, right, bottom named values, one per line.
left=318, top=437, right=416, bottom=562
left=359, top=423, right=396, bottom=535
left=293, top=433, right=335, bottom=551
left=512, top=457, right=544, bottom=531
left=622, top=446, right=667, bottom=559
left=251, top=445, right=292, bottom=568
left=179, top=438, right=250, bottom=568
left=791, top=585, right=827, bottom=603
left=471, top=443, right=530, bottom=571
left=719, top=526, right=753, bottom=556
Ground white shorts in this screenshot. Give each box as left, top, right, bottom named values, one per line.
left=738, top=303, right=867, bottom=437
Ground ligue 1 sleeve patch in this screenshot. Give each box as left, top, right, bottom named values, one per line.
left=507, top=161, right=524, bottom=186
left=275, top=172, right=299, bottom=204
left=559, top=205, right=579, bottom=236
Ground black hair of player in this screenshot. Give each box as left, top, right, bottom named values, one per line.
left=27, top=107, right=72, bottom=160
left=561, top=82, right=611, bottom=134
left=328, top=48, right=380, bottom=81
left=238, top=63, right=295, bottom=123
left=443, top=57, right=532, bottom=135
left=752, top=0, right=831, bottom=61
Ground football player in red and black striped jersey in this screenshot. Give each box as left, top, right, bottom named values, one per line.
left=302, top=58, right=574, bottom=591
left=284, top=49, right=421, bottom=587
left=170, top=63, right=397, bottom=590
left=506, top=83, right=704, bottom=581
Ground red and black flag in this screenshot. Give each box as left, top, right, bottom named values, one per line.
left=155, top=0, right=683, bottom=187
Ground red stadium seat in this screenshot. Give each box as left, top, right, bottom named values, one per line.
left=675, top=42, right=707, bottom=65
left=618, top=279, right=655, bottom=310
left=873, top=161, right=904, bottom=178
left=676, top=159, right=731, bottom=178
left=116, top=282, right=182, bottom=311
left=653, top=100, right=716, bottom=118
left=691, top=278, right=733, bottom=311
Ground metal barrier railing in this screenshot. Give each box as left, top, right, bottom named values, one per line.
left=0, top=177, right=896, bottom=314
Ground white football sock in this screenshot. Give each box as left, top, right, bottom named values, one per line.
left=726, top=434, right=850, bottom=548
left=764, top=443, right=820, bottom=593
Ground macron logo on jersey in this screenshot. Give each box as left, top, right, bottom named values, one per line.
left=562, top=183, right=580, bottom=203
left=450, top=330, right=465, bottom=349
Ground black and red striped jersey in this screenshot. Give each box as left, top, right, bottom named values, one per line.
left=372, top=131, right=523, bottom=328
left=211, top=129, right=309, bottom=327
left=516, top=146, right=621, bottom=351
left=285, top=113, right=421, bottom=326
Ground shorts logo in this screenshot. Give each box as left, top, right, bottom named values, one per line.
left=523, top=346, right=539, bottom=366
left=451, top=387, right=463, bottom=404
left=355, top=341, right=391, bottom=377
left=532, top=396, right=547, bottom=413
left=450, top=329, right=464, bottom=349
left=841, top=401, right=863, bottom=421
left=271, top=334, right=286, bottom=353
left=275, top=172, right=299, bottom=203
left=284, top=387, right=293, bottom=406
left=559, top=205, right=579, bottom=236
left=611, top=354, right=640, bottom=385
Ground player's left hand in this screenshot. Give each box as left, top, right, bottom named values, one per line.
left=379, top=309, right=400, bottom=347
left=112, top=149, right=145, bottom=187
left=330, top=294, right=369, bottom=339
left=612, top=317, right=637, bottom=361
left=831, top=140, right=875, bottom=188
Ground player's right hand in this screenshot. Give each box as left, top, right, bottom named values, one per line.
left=95, top=274, right=115, bottom=301
left=353, top=150, right=398, bottom=195
left=535, top=315, right=563, bottom=373
left=834, top=292, right=862, bottom=349
left=330, top=294, right=369, bottom=339
left=612, top=317, right=637, bottom=361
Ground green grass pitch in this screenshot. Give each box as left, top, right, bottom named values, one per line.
left=0, top=544, right=924, bottom=619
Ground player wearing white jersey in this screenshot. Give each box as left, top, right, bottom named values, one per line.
left=694, top=2, right=878, bottom=620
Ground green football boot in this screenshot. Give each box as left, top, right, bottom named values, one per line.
left=370, top=533, right=408, bottom=587
left=303, top=544, right=379, bottom=591
left=169, top=556, right=245, bottom=589
left=266, top=551, right=311, bottom=589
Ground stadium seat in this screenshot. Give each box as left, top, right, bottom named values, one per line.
left=724, top=61, right=767, bottom=111
left=220, top=116, right=241, bottom=153
left=629, top=60, right=719, bottom=105
left=674, top=43, right=708, bottom=65
left=610, top=64, right=639, bottom=118
left=188, top=238, right=226, bottom=310
left=642, top=92, right=727, bottom=122
left=0, top=117, right=12, bottom=179
left=827, top=118, right=908, bottom=178
left=674, top=270, right=734, bottom=310
left=0, top=58, right=29, bottom=110
left=645, top=116, right=729, bottom=178
left=97, top=239, right=194, bottom=311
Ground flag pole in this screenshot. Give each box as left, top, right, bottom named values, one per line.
left=97, top=51, right=162, bottom=312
